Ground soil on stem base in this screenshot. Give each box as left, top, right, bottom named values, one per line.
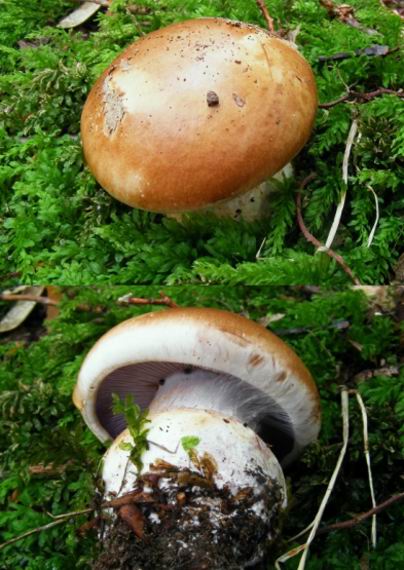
left=93, top=463, right=283, bottom=570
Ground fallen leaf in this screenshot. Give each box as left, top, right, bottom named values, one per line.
left=57, top=2, right=104, bottom=29
left=0, top=286, right=44, bottom=333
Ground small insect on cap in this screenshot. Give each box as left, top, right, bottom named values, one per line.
left=81, top=18, right=317, bottom=213
left=74, top=308, right=321, bottom=466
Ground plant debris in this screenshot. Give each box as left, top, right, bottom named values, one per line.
left=320, top=1, right=381, bottom=35
left=57, top=1, right=106, bottom=29
left=318, top=44, right=393, bottom=62
left=0, top=286, right=44, bottom=333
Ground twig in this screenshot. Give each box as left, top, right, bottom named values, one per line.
left=296, top=175, right=360, bottom=284
left=0, top=292, right=58, bottom=306
left=318, top=45, right=398, bottom=62
left=0, top=490, right=157, bottom=550
left=319, top=87, right=404, bottom=109
left=355, top=391, right=377, bottom=548
left=353, top=365, right=400, bottom=382
left=318, top=493, right=404, bottom=534
left=117, top=291, right=178, bottom=308
left=366, top=186, right=380, bottom=248
left=276, top=388, right=350, bottom=569
left=324, top=120, right=358, bottom=250
left=0, top=510, right=92, bottom=550
left=256, top=0, right=275, bottom=32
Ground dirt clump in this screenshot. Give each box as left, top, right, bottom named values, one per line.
left=93, top=462, right=283, bottom=570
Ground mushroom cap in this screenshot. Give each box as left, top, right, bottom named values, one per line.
left=74, top=307, right=321, bottom=465
left=81, top=18, right=317, bottom=213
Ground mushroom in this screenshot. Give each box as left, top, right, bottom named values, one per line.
left=81, top=18, right=317, bottom=219
left=74, top=308, right=320, bottom=568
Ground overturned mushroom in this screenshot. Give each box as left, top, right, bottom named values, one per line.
left=74, top=308, right=320, bottom=569
left=81, top=18, right=317, bottom=220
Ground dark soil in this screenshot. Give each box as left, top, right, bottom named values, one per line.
left=93, top=463, right=283, bottom=570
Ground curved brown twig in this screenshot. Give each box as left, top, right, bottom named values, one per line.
left=317, top=492, right=404, bottom=534
left=296, top=174, right=360, bottom=285
left=256, top=0, right=275, bottom=32
left=319, top=87, right=403, bottom=109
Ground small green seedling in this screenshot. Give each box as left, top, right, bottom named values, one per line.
left=112, top=393, right=151, bottom=473
left=181, top=435, right=201, bottom=466
left=181, top=435, right=201, bottom=453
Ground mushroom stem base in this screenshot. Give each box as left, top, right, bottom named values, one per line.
left=94, top=465, right=284, bottom=570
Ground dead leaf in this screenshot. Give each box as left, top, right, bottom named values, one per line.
left=57, top=2, right=104, bottom=29
left=320, top=0, right=381, bottom=35
left=45, top=286, right=62, bottom=322
left=119, top=504, right=144, bottom=539
left=0, top=286, right=44, bottom=333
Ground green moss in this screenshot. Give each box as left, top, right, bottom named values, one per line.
left=0, top=0, right=403, bottom=284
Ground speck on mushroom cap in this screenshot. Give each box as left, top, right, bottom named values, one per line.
left=74, top=307, right=321, bottom=464
left=81, top=18, right=317, bottom=213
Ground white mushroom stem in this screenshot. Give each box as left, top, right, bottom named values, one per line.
left=204, top=163, right=294, bottom=221
left=169, top=164, right=294, bottom=222
left=102, top=409, right=287, bottom=566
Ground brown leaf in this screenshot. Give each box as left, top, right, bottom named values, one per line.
left=0, top=286, right=44, bottom=333
left=57, top=2, right=103, bottom=29
left=119, top=504, right=144, bottom=539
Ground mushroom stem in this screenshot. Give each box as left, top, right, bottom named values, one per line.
left=149, top=368, right=295, bottom=465
left=100, top=409, right=287, bottom=569
left=170, top=164, right=294, bottom=222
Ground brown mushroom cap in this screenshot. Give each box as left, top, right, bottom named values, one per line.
left=81, top=18, right=317, bottom=212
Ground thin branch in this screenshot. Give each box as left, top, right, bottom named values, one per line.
left=0, top=292, right=58, bottom=306
left=355, top=391, right=377, bottom=548
left=0, top=511, right=91, bottom=550
left=317, top=492, right=404, bottom=534
left=256, top=0, right=275, bottom=32
left=0, top=490, right=157, bottom=550
left=319, top=87, right=404, bottom=109
left=354, top=365, right=400, bottom=383
left=117, top=291, right=178, bottom=308
left=296, top=175, right=360, bottom=284
left=324, top=120, right=358, bottom=250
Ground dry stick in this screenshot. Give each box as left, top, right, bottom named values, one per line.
left=0, top=292, right=58, bottom=306
left=0, top=490, right=156, bottom=550
left=117, top=292, right=178, bottom=308
left=354, top=390, right=377, bottom=548
left=256, top=0, right=275, bottom=32
left=296, top=175, right=360, bottom=284
left=317, top=492, right=404, bottom=534
left=319, top=88, right=404, bottom=109
left=366, top=185, right=380, bottom=248
left=323, top=120, right=358, bottom=250
left=289, top=489, right=404, bottom=543
left=276, top=388, right=350, bottom=569
left=0, top=509, right=92, bottom=550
